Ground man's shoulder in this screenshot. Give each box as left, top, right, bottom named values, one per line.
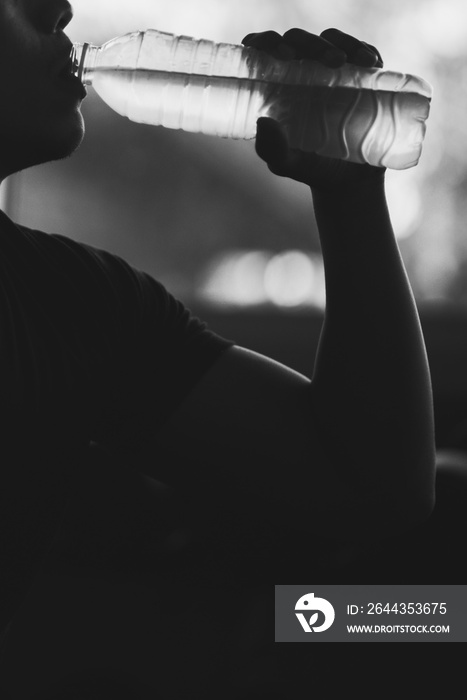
left=0, top=210, right=163, bottom=322
left=14, top=218, right=150, bottom=295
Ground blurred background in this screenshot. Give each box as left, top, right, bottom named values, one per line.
left=2, top=3, right=467, bottom=693
left=2, top=0, right=467, bottom=446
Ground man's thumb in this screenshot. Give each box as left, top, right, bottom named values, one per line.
left=255, top=117, right=289, bottom=176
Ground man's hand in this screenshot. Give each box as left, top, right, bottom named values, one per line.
left=242, top=28, right=386, bottom=191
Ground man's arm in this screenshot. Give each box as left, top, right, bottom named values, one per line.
left=132, top=29, right=436, bottom=549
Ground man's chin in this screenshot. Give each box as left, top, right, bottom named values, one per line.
left=18, top=119, right=85, bottom=172
left=42, top=115, right=85, bottom=163
left=47, top=128, right=85, bottom=164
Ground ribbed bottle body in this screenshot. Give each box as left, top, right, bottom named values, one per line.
left=74, top=29, right=432, bottom=170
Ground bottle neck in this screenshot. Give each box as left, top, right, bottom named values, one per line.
left=71, top=42, right=99, bottom=85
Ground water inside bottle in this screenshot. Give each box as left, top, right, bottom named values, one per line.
left=89, top=67, right=431, bottom=169
left=89, top=68, right=268, bottom=136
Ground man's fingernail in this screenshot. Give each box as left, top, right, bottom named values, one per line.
left=356, top=48, right=378, bottom=66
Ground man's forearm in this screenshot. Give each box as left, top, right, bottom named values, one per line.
left=309, top=177, right=435, bottom=523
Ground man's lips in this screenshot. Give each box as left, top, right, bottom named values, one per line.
left=54, top=38, right=77, bottom=75
left=58, top=70, right=87, bottom=99
left=55, top=44, right=87, bottom=99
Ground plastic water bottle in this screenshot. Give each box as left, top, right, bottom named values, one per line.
left=72, top=29, right=433, bottom=170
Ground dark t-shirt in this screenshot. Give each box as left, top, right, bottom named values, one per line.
left=0, top=209, right=232, bottom=627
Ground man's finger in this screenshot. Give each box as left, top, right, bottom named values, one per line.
left=361, top=42, right=384, bottom=68
left=242, top=31, right=283, bottom=50
left=321, top=28, right=383, bottom=67
left=255, top=117, right=290, bottom=176
left=282, top=28, right=346, bottom=66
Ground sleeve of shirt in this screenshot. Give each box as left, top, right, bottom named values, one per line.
left=74, top=242, right=234, bottom=449
left=18, top=231, right=233, bottom=450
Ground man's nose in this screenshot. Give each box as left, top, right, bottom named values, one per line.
left=53, top=0, right=74, bottom=32
left=34, top=0, right=74, bottom=34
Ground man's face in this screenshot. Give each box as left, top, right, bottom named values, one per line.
left=0, top=0, right=86, bottom=179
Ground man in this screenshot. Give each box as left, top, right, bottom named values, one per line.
left=1, top=0, right=435, bottom=663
